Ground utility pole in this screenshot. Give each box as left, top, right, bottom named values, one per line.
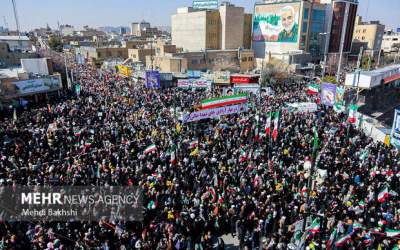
left=336, top=1, right=350, bottom=83
left=377, top=49, right=382, bottom=68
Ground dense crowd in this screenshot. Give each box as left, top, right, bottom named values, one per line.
left=0, top=63, right=399, bottom=250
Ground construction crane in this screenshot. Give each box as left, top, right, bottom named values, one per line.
left=11, top=0, right=21, bottom=39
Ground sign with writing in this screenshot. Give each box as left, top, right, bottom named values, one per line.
left=182, top=104, right=248, bottom=123
left=13, top=76, right=62, bottom=95
left=177, top=79, right=212, bottom=89
left=231, top=75, right=260, bottom=84
left=193, top=0, right=219, bottom=9
left=286, top=102, right=318, bottom=113
left=214, top=71, right=231, bottom=84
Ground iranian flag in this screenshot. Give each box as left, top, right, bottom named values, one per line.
left=144, top=144, right=157, bottom=154
left=348, top=104, right=358, bottom=123
left=306, top=218, right=320, bottom=234
left=386, top=229, right=400, bottom=238
left=335, top=234, right=352, bottom=247
left=272, top=111, right=280, bottom=141
left=265, top=112, right=272, bottom=135
left=307, top=84, right=320, bottom=95
left=201, top=94, right=247, bottom=110
left=377, top=186, right=389, bottom=203
left=326, top=229, right=337, bottom=250
left=170, top=146, right=177, bottom=165
left=239, top=148, right=248, bottom=163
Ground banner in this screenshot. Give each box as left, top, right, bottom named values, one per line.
left=13, top=76, right=62, bottom=95
left=391, top=109, right=400, bottom=148
left=117, top=65, right=132, bottom=77
left=213, top=71, right=231, bottom=84
left=146, top=71, right=160, bottom=89
left=287, top=102, right=318, bottom=113
left=321, top=83, right=337, bottom=107
left=182, top=104, right=248, bottom=123
left=177, top=79, right=212, bottom=89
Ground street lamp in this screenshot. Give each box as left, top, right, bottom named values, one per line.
left=319, top=32, right=330, bottom=77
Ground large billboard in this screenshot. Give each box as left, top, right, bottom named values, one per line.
left=253, top=1, right=301, bottom=58
left=13, top=75, right=62, bottom=95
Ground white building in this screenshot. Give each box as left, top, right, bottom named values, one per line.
left=382, top=30, right=400, bottom=53
left=0, top=35, right=32, bottom=51
left=60, top=25, right=75, bottom=36
left=345, top=64, right=400, bottom=89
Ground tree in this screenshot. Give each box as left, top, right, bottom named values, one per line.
left=260, top=58, right=290, bottom=86
left=322, top=76, right=337, bottom=84
left=48, top=37, right=63, bottom=52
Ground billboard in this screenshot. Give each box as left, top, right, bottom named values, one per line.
left=214, top=71, right=231, bottom=84
left=321, top=83, right=337, bottom=107
left=13, top=75, right=62, bottom=95
left=253, top=2, right=301, bottom=58
left=145, top=71, right=160, bottom=89
left=193, top=0, right=219, bottom=10
left=391, top=109, right=400, bottom=148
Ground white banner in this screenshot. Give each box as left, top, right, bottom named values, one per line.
left=177, top=79, right=211, bottom=89
left=182, top=104, right=248, bottom=123
left=391, top=109, right=400, bottom=148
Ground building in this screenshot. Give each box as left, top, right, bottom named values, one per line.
left=148, top=49, right=255, bottom=73
left=0, top=26, right=8, bottom=33
left=253, top=0, right=328, bottom=67
left=0, top=35, right=32, bottom=51
left=171, top=3, right=252, bottom=52
left=79, top=46, right=129, bottom=66
left=382, top=30, right=400, bottom=53
left=352, top=16, right=385, bottom=55
left=325, top=0, right=358, bottom=75
left=345, top=64, right=400, bottom=89
left=131, top=21, right=151, bottom=36
left=128, top=48, right=155, bottom=63
left=60, top=24, right=75, bottom=36
left=0, top=42, right=38, bottom=67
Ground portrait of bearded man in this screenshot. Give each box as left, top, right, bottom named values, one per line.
left=278, top=6, right=299, bottom=42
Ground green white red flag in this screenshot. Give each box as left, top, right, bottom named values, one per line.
left=265, top=112, right=272, bottom=135
left=272, top=111, right=279, bottom=141
left=201, top=94, right=247, bottom=110
left=348, top=104, right=358, bottom=123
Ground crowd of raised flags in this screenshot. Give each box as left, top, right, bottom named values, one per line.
left=0, top=60, right=399, bottom=250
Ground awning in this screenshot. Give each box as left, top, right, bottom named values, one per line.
left=383, top=73, right=400, bottom=84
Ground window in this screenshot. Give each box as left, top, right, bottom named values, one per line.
left=191, top=59, right=197, bottom=65
left=363, top=29, right=366, bottom=33
left=303, top=8, right=309, bottom=19
left=98, top=52, right=102, bottom=57
left=302, top=22, right=308, bottom=33
left=362, top=36, right=365, bottom=40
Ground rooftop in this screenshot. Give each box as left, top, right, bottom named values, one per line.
left=0, top=35, right=30, bottom=41
left=0, top=67, right=25, bottom=79
left=352, top=64, right=400, bottom=77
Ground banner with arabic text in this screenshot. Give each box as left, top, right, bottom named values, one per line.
left=182, top=104, right=248, bottom=123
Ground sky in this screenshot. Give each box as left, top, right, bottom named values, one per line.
left=0, top=0, right=399, bottom=31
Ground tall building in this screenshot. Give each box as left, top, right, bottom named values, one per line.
left=171, top=3, right=252, bottom=52
left=131, top=21, right=151, bottom=36
left=352, top=16, right=385, bottom=54
left=60, top=24, right=74, bottom=36
left=325, top=0, right=358, bottom=75
left=252, top=0, right=328, bottom=66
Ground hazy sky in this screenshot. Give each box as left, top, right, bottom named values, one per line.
left=0, top=0, right=399, bottom=31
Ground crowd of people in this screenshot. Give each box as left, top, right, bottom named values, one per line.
left=0, top=62, right=399, bottom=250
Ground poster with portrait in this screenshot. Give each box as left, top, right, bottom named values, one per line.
left=253, top=2, right=300, bottom=43
left=145, top=71, right=160, bottom=89
left=321, top=83, right=337, bottom=107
